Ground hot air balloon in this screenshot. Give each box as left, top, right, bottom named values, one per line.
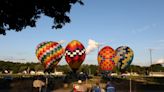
left=35, top=41, right=65, bottom=69
left=115, top=46, right=134, bottom=71
left=97, top=46, right=116, bottom=71
left=65, top=40, right=86, bottom=72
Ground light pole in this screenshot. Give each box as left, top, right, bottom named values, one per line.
left=149, top=49, right=153, bottom=66
left=149, top=48, right=153, bottom=75
left=130, top=68, right=132, bottom=92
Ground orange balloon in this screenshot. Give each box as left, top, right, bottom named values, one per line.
left=97, top=46, right=116, bottom=71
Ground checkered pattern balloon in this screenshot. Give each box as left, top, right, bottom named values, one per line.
left=116, top=46, right=134, bottom=70
left=97, top=46, right=116, bottom=71
left=36, top=41, right=65, bottom=69
left=65, top=40, right=86, bottom=72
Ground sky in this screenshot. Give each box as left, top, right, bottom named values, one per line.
left=0, top=0, right=164, bottom=66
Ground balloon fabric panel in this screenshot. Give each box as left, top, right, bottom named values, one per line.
left=116, top=46, right=134, bottom=70
left=97, top=46, right=116, bottom=71
left=65, top=40, right=86, bottom=72
left=36, top=41, right=64, bottom=69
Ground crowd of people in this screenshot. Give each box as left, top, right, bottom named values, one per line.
left=32, top=75, right=116, bottom=92
left=72, top=80, right=116, bottom=92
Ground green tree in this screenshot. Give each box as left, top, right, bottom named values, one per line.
left=151, top=64, right=164, bottom=72
left=34, top=64, right=44, bottom=71
left=127, top=65, right=141, bottom=73
left=88, top=64, right=99, bottom=75
left=19, top=66, right=28, bottom=72
left=0, top=0, right=84, bottom=35
left=56, top=65, right=71, bottom=73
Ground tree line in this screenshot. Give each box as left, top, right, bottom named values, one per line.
left=0, top=60, right=164, bottom=75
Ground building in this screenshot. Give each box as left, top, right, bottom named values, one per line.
left=149, top=72, right=164, bottom=77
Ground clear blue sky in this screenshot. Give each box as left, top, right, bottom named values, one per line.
left=0, top=0, right=164, bottom=66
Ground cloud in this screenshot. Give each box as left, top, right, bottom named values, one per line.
left=154, top=59, right=164, bottom=64
left=0, top=56, right=26, bottom=62
left=86, top=39, right=102, bottom=54
left=58, top=40, right=66, bottom=44
left=151, top=40, right=164, bottom=50
left=132, top=24, right=157, bottom=33
left=157, top=40, right=164, bottom=43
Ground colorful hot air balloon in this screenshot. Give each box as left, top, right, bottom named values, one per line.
left=36, top=41, right=65, bottom=69
left=65, top=40, right=86, bottom=72
left=115, top=46, right=134, bottom=71
left=97, top=46, right=116, bottom=71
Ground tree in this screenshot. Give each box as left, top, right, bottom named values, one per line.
left=18, top=66, right=28, bottom=72
left=127, top=65, right=141, bottom=73
left=34, top=64, right=44, bottom=71
left=89, top=64, right=99, bottom=75
left=0, top=0, right=84, bottom=35
left=150, top=64, right=164, bottom=72
left=56, top=65, right=71, bottom=73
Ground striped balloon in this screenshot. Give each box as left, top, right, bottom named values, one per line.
left=36, top=41, right=65, bottom=69
left=116, top=46, right=134, bottom=71
left=65, top=40, right=86, bottom=72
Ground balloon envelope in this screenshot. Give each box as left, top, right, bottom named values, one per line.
left=36, top=41, right=64, bottom=69
left=97, top=46, right=116, bottom=71
left=116, top=46, right=134, bottom=70
left=65, top=40, right=86, bottom=72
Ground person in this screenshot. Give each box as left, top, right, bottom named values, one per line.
left=33, top=79, right=45, bottom=92
left=91, top=82, right=101, bottom=92
left=72, top=80, right=87, bottom=92
left=105, top=81, right=115, bottom=92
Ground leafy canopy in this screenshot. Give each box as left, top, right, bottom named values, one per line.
left=0, top=0, right=83, bottom=35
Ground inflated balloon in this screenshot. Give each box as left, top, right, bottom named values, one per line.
left=65, top=40, right=86, bottom=72
left=97, top=46, right=116, bottom=71
left=36, top=41, right=65, bottom=69
left=116, top=46, right=134, bottom=70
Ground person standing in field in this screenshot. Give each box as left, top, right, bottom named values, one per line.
left=91, top=82, right=101, bottom=92
left=33, top=79, right=45, bottom=92
left=72, top=80, right=87, bottom=92
left=105, top=81, right=115, bottom=92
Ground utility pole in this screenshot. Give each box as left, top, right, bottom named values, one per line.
left=149, top=49, right=153, bottom=75
left=149, top=49, right=153, bottom=66
left=129, top=68, right=132, bottom=92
